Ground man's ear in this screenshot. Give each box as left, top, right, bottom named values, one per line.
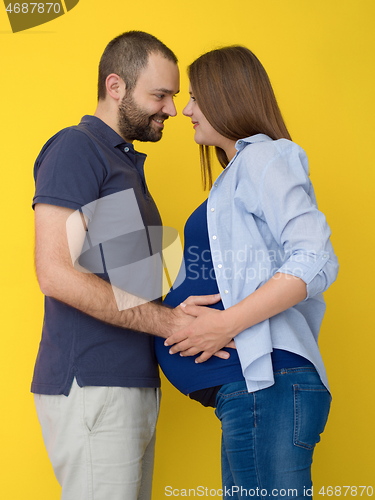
left=105, top=74, right=125, bottom=101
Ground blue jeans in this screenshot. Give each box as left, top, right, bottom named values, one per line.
left=215, top=368, right=331, bottom=499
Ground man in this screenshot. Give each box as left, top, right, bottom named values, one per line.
left=32, top=31, right=220, bottom=500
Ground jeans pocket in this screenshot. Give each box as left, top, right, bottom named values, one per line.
left=293, top=383, right=331, bottom=450
left=83, top=386, right=112, bottom=434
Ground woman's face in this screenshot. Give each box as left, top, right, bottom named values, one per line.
left=183, top=86, right=236, bottom=158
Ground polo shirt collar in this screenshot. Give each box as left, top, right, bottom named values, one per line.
left=80, top=115, right=135, bottom=151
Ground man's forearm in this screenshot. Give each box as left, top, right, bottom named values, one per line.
left=35, top=204, right=222, bottom=341
left=35, top=203, right=181, bottom=337
left=40, top=263, right=178, bottom=338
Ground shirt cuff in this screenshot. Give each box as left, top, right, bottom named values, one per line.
left=277, top=250, right=331, bottom=298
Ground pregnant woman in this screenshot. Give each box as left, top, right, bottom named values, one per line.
left=155, top=45, right=338, bottom=499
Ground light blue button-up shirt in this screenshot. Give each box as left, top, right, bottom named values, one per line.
left=206, top=134, right=339, bottom=392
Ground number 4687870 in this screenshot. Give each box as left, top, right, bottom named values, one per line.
left=6, top=3, right=62, bottom=14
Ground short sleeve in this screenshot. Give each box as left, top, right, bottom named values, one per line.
left=33, top=127, right=106, bottom=211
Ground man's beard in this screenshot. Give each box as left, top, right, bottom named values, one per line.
left=118, top=93, right=169, bottom=143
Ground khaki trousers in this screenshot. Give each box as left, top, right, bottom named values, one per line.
left=34, top=379, right=160, bottom=500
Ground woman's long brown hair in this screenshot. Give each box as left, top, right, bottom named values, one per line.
left=187, top=46, right=292, bottom=189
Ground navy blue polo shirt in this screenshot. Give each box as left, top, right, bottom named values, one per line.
left=32, top=115, right=161, bottom=395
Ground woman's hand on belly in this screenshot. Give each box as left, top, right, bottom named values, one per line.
left=165, top=302, right=240, bottom=363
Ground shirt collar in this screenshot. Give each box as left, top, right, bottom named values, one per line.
left=79, top=115, right=136, bottom=152
left=235, top=133, right=273, bottom=151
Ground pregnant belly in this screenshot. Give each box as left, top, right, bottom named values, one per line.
left=154, top=336, right=242, bottom=395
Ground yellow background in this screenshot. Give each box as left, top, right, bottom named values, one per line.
left=1, top=0, right=374, bottom=497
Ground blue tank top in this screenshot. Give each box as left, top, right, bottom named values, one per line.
left=155, top=201, right=244, bottom=394
left=155, top=200, right=311, bottom=395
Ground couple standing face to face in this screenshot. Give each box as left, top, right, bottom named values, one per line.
left=114, top=51, right=236, bottom=159
left=99, top=38, right=290, bottom=190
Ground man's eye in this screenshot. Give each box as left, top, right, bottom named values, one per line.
left=155, top=94, right=165, bottom=99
